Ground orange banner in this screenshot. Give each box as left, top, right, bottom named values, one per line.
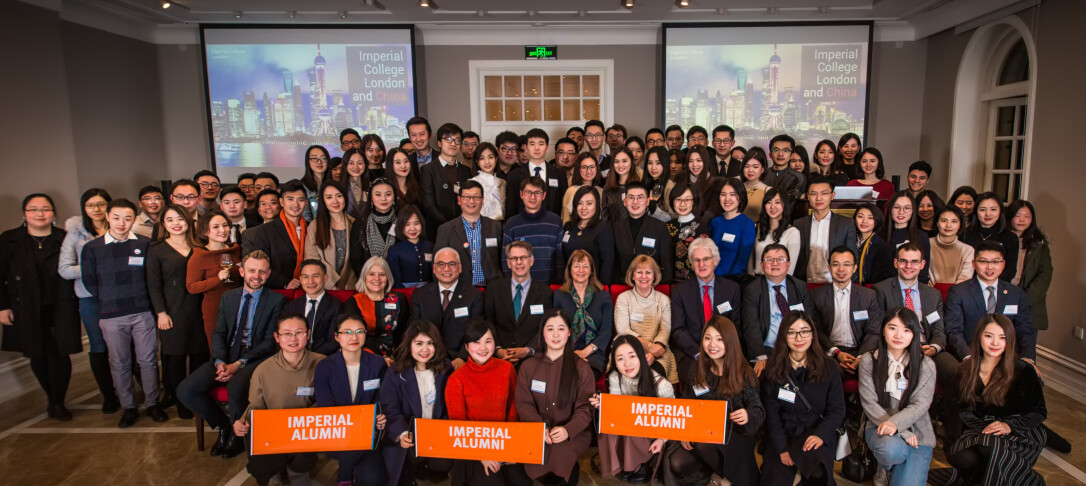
left=414, top=418, right=546, bottom=464
left=598, top=393, right=729, bottom=444
left=250, top=405, right=376, bottom=455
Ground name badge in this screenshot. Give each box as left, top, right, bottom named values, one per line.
left=926, top=311, right=939, bottom=324
left=778, top=387, right=796, bottom=403
left=1003, top=305, right=1018, bottom=315
left=385, top=302, right=397, bottom=310
left=897, top=377, right=908, bottom=391
left=453, top=306, right=469, bottom=318
left=692, top=385, right=710, bottom=397
left=563, top=232, right=570, bottom=243
left=296, top=386, right=314, bottom=397
left=630, top=312, right=645, bottom=322
left=872, top=190, right=880, bottom=199
left=128, top=256, right=144, bottom=266
left=531, top=380, right=546, bottom=393
left=548, top=178, right=559, bottom=188
left=453, top=183, right=460, bottom=194
left=853, top=310, right=869, bottom=320
left=717, top=302, right=732, bottom=313
left=424, top=253, right=433, bottom=262
left=530, top=304, right=544, bottom=315
left=485, top=237, right=498, bottom=248
left=426, top=389, right=436, bottom=404
left=721, top=233, right=736, bottom=243
left=363, top=379, right=380, bottom=391
left=789, top=303, right=805, bottom=311
left=642, top=237, right=655, bottom=247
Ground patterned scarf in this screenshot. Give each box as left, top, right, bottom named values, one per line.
left=571, top=289, right=597, bottom=348
left=366, top=209, right=396, bottom=258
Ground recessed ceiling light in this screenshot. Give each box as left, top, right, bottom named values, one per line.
left=161, top=1, right=170, bottom=9
left=233, top=11, right=242, bottom=19
left=340, top=11, right=348, bottom=19
left=623, top=0, right=634, bottom=9
left=287, top=10, right=296, bottom=18
left=675, top=0, right=689, bottom=7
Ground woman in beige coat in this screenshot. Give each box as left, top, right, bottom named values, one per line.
left=304, top=181, right=357, bottom=290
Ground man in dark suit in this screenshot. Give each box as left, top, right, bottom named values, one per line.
left=419, top=123, right=472, bottom=241
left=406, top=116, right=435, bottom=172
left=711, top=125, right=742, bottom=177
left=219, top=186, right=261, bottom=245
left=410, top=248, right=484, bottom=368
left=485, top=241, right=553, bottom=365
left=434, top=181, right=503, bottom=289
left=742, top=244, right=815, bottom=375
left=177, top=250, right=286, bottom=459
left=793, top=176, right=857, bottom=283
left=280, top=260, right=342, bottom=356
left=504, top=128, right=568, bottom=218
left=945, top=241, right=1036, bottom=362
left=763, top=134, right=806, bottom=203
left=670, top=237, right=742, bottom=383
left=810, top=246, right=883, bottom=374
left=241, top=179, right=308, bottom=289
left=612, top=183, right=673, bottom=282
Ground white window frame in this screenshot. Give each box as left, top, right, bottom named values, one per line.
left=983, top=97, right=1028, bottom=202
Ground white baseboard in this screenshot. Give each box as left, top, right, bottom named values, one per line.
left=0, top=337, right=89, bottom=406
left=1037, top=346, right=1086, bottom=405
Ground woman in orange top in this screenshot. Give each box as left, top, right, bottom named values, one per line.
left=343, top=256, right=410, bottom=362
left=185, top=210, right=241, bottom=348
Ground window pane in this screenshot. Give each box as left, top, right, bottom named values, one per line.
left=993, top=140, right=1012, bottom=170
left=582, top=75, right=600, bottom=97
left=524, top=76, right=542, bottom=98
left=563, top=75, right=580, bottom=97
left=1014, top=139, right=1024, bottom=170
left=543, top=76, right=561, bottom=97
left=998, top=39, right=1029, bottom=85
left=583, top=99, right=600, bottom=120
left=993, top=173, right=1010, bottom=202
left=485, top=76, right=503, bottom=98
left=544, top=100, right=562, bottom=121
left=1017, top=105, right=1027, bottom=135
left=504, top=76, right=522, bottom=97
left=1011, top=174, right=1022, bottom=202
left=485, top=100, right=504, bottom=121
left=996, top=106, right=1015, bottom=137
left=504, top=99, right=522, bottom=121
left=524, top=99, right=541, bottom=121
left=562, top=99, right=580, bottom=121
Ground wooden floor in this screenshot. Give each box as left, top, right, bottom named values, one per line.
left=0, top=356, right=1083, bottom=486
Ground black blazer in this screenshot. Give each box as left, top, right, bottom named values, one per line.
left=715, top=154, right=743, bottom=178
left=282, top=293, right=343, bottom=356
left=761, top=362, right=846, bottom=454
left=210, top=287, right=286, bottom=364
left=792, top=212, right=857, bottom=282
left=504, top=162, right=568, bottom=218
left=240, top=218, right=298, bottom=289
left=409, top=281, right=484, bottom=360
left=809, top=283, right=883, bottom=355
left=871, top=278, right=947, bottom=351
left=741, top=275, right=815, bottom=360
left=857, top=234, right=895, bottom=285
left=669, top=276, right=742, bottom=361
left=379, top=361, right=453, bottom=485
left=434, top=216, right=504, bottom=289
left=611, top=215, right=674, bottom=283
left=419, top=160, right=472, bottom=241
left=944, top=278, right=1035, bottom=360
left=561, top=223, right=616, bottom=285
left=314, top=350, right=388, bottom=407
left=484, top=277, right=553, bottom=349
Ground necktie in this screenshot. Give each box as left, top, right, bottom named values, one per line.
left=533, top=167, right=542, bottom=180
left=702, top=285, right=713, bottom=323
left=773, top=285, right=790, bottom=317
left=986, top=286, right=996, bottom=314
left=230, top=294, right=253, bottom=361
left=442, top=289, right=452, bottom=311
left=306, top=299, right=317, bottom=345
left=232, top=224, right=241, bottom=244
left=904, top=288, right=915, bottom=312
left=513, top=283, right=524, bottom=319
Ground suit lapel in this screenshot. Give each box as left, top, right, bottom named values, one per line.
left=402, top=369, right=424, bottom=418
left=848, top=287, right=864, bottom=338
left=969, top=278, right=987, bottom=311
left=889, top=279, right=905, bottom=308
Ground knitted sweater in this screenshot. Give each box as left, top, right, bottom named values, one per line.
left=445, top=357, right=518, bottom=422
left=80, top=234, right=152, bottom=318
left=502, top=208, right=564, bottom=283
left=709, top=213, right=757, bottom=277
left=929, top=235, right=975, bottom=284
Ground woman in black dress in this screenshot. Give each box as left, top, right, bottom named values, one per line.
left=561, top=186, right=615, bottom=285
left=0, top=194, right=83, bottom=420
left=146, top=204, right=207, bottom=419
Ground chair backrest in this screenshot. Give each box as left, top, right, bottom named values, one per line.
left=607, top=284, right=671, bottom=301
left=327, top=290, right=355, bottom=303
left=933, top=283, right=953, bottom=302
left=807, top=282, right=827, bottom=291
left=271, top=289, right=298, bottom=300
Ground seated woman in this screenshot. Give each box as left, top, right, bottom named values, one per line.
left=760, top=311, right=846, bottom=486
left=614, top=255, right=676, bottom=384
left=858, top=308, right=937, bottom=486
left=855, top=204, right=895, bottom=286
left=916, top=190, right=944, bottom=238
left=445, top=319, right=531, bottom=486
left=590, top=336, right=674, bottom=481
left=750, top=188, right=800, bottom=276
left=886, top=191, right=931, bottom=284
left=668, top=317, right=764, bottom=486
left=561, top=187, right=615, bottom=285
left=314, top=314, right=389, bottom=486
left=385, top=205, right=434, bottom=288
left=665, top=182, right=706, bottom=282
left=708, top=178, right=756, bottom=283
left=846, top=147, right=894, bottom=200
left=303, top=181, right=357, bottom=290
left=553, top=250, right=613, bottom=378
left=380, top=320, right=454, bottom=485
left=515, top=310, right=596, bottom=486
left=929, top=206, right=975, bottom=285
left=344, top=256, right=410, bottom=360
left=946, top=315, right=1047, bottom=486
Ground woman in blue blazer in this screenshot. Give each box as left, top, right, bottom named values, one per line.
left=552, top=250, right=613, bottom=378
left=380, top=320, right=454, bottom=486
left=315, top=314, right=389, bottom=486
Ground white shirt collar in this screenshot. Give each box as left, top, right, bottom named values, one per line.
left=104, top=232, right=138, bottom=244
left=528, top=161, right=548, bottom=174
left=438, top=282, right=458, bottom=295
left=305, top=291, right=325, bottom=304
left=439, top=155, right=458, bottom=167
left=834, top=281, right=852, bottom=295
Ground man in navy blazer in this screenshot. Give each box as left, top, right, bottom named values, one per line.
left=504, top=128, right=568, bottom=218
left=742, top=244, right=815, bottom=374
left=410, top=248, right=484, bottom=366
left=945, top=241, right=1036, bottom=362
left=792, top=177, right=857, bottom=283
left=670, top=238, right=741, bottom=383
left=281, top=260, right=342, bottom=356
left=177, top=251, right=286, bottom=459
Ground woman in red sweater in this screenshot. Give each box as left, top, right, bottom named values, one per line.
left=846, top=147, right=895, bottom=200
left=444, top=319, right=531, bottom=486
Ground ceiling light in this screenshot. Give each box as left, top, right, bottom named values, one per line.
left=233, top=11, right=242, bottom=19
left=818, top=6, right=830, bottom=14
left=623, top=0, right=634, bottom=9
left=287, top=10, right=296, bottom=18
left=676, top=0, right=689, bottom=7
left=161, top=1, right=170, bottom=8
left=340, top=11, right=348, bottom=19
left=476, top=10, right=486, bottom=17
left=577, top=10, right=586, bottom=17
left=419, top=0, right=429, bottom=7
left=715, top=8, right=725, bottom=15
left=766, top=7, right=777, bottom=14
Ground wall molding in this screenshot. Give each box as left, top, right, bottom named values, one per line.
left=1037, top=345, right=1086, bottom=405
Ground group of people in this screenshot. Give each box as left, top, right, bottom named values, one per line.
left=0, top=117, right=1061, bottom=486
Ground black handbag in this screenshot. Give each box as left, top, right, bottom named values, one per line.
left=840, top=416, right=877, bottom=482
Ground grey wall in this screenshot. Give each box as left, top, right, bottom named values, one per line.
left=917, top=28, right=972, bottom=195
left=157, top=44, right=212, bottom=180
left=867, top=39, right=928, bottom=185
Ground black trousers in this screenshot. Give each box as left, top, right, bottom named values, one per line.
left=245, top=435, right=318, bottom=486
left=29, top=322, right=72, bottom=406
left=176, top=359, right=258, bottom=430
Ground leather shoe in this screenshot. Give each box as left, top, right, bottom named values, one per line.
left=221, top=435, right=246, bottom=459
left=176, top=405, right=193, bottom=420
left=210, top=428, right=233, bottom=457
left=146, top=405, right=169, bottom=422
left=626, top=461, right=653, bottom=484
left=47, top=403, right=73, bottom=421
left=158, top=394, right=177, bottom=409
left=102, top=395, right=121, bottom=414
left=118, top=408, right=139, bottom=428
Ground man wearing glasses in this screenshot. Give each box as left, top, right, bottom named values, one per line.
left=409, top=247, right=484, bottom=369
left=612, top=182, right=673, bottom=283
left=583, top=120, right=610, bottom=172
left=504, top=128, right=567, bottom=218
left=435, top=181, right=503, bottom=289
left=339, top=128, right=362, bottom=154
left=501, top=177, right=564, bottom=283
left=711, top=125, right=742, bottom=177
left=420, top=123, right=472, bottom=241
left=495, top=131, right=520, bottom=177
left=764, top=134, right=805, bottom=203
left=742, top=243, right=814, bottom=374
left=552, top=137, right=579, bottom=186
left=460, top=131, right=480, bottom=171
left=809, top=246, right=882, bottom=375
left=134, top=185, right=164, bottom=238
left=486, top=241, right=553, bottom=364
left=169, top=179, right=201, bottom=221
left=605, top=124, right=627, bottom=155
left=194, top=170, right=222, bottom=215
left=669, top=237, right=742, bottom=383
left=793, top=177, right=856, bottom=284
left=664, top=125, right=685, bottom=151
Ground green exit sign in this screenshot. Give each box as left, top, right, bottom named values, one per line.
left=525, top=46, right=557, bottom=60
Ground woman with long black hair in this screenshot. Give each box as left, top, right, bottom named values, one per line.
left=962, top=192, right=1019, bottom=282
left=301, top=144, right=332, bottom=221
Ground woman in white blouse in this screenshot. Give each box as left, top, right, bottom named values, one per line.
left=750, top=188, right=800, bottom=275
left=468, top=142, right=506, bottom=221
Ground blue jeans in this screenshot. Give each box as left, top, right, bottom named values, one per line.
left=78, top=297, right=107, bottom=353
left=864, top=426, right=934, bottom=486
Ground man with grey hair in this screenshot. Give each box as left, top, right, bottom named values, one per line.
left=409, top=247, right=484, bottom=369
left=668, top=236, right=742, bottom=383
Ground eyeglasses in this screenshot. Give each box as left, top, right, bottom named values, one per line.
left=713, top=138, right=734, bottom=144
left=625, top=194, right=647, bottom=202
left=579, top=164, right=597, bottom=171
left=691, top=257, right=715, bottom=265
left=770, top=148, right=793, bottom=154
left=459, top=195, right=483, bottom=201
left=499, top=145, right=518, bottom=153
left=688, top=136, right=707, bottom=143
left=787, top=329, right=813, bottom=338
left=606, top=133, right=624, bottom=140
left=442, top=137, right=462, bottom=145
left=435, top=261, right=459, bottom=269
left=336, top=329, right=366, bottom=336
left=976, top=259, right=1005, bottom=266
left=462, top=141, right=479, bottom=148
left=25, top=208, right=54, bottom=214
left=341, top=139, right=362, bottom=147
left=896, top=259, right=923, bottom=266
left=307, top=157, right=329, bottom=163
left=762, top=257, right=789, bottom=264
left=172, top=194, right=198, bottom=201
left=584, top=133, right=604, bottom=140
left=198, top=182, right=220, bottom=189
left=84, top=202, right=108, bottom=209
left=508, top=255, right=531, bottom=263
left=522, top=190, right=544, bottom=198
left=891, top=206, right=913, bottom=213
left=277, top=331, right=308, bottom=339
left=673, top=197, right=694, bottom=204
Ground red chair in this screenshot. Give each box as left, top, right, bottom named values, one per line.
left=842, top=377, right=859, bottom=394
left=327, top=289, right=355, bottom=303
left=271, top=288, right=298, bottom=300
left=933, top=283, right=953, bottom=302
left=807, top=282, right=827, bottom=291
left=608, top=284, right=630, bottom=303
left=195, top=385, right=230, bottom=451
